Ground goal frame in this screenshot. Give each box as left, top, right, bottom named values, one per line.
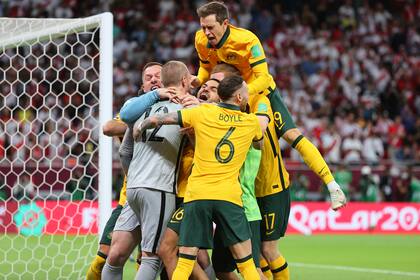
left=0, top=12, right=114, bottom=233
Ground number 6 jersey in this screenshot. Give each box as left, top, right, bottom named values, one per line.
left=178, top=102, right=262, bottom=206
left=126, top=100, right=185, bottom=194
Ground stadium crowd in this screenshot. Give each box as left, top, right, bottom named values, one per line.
left=0, top=0, right=419, bottom=202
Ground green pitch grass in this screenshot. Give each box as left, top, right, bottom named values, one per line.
left=1, top=234, right=419, bottom=279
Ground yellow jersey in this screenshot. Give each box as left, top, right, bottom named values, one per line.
left=114, top=113, right=128, bottom=206
left=178, top=103, right=263, bottom=206
left=195, top=24, right=276, bottom=96
left=248, top=95, right=290, bottom=197
left=176, top=141, right=194, bottom=198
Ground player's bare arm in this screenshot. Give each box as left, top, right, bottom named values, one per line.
left=102, top=119, right=127, bottom=137
left=133, top=112, right=179, bottom=142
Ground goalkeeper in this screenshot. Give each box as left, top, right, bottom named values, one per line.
left=86, top=62, right=166, bottom=280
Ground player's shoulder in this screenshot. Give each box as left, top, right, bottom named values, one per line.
left=195, top=29, right=207, bottom=45
left=229, top=25, right=259, bottom=43
left=154, top=100, right=182, bottom=111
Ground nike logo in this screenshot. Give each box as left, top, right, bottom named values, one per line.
left=266, top=230, right=275, bottom=235
left=318, top=166, right=326, bottom=175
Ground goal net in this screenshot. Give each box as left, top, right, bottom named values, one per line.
left=0, top=13, right=113, bottom=279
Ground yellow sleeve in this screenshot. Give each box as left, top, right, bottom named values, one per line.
left=293, top=136, right=334, bottom=184
left=252, top=115, right=264, bottom=141
left=197, top=65, right=210, bottom=86
left=249, top=95, right=271, bottom=121
left=247, top=38, right=272, bottom=95
left=178, top=106, right=200, bottom=128
left=195, top=33, right=211, bottom=85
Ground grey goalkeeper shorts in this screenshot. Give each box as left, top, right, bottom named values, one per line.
left=114, top=202, right=140, bottom=232
left=127, top=188, right=175, bottom=253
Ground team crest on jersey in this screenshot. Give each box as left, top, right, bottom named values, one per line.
left=226, top=53, right=236, bottom=61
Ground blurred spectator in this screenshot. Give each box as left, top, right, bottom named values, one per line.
left=408, top=170, right=420, bottom=202
left=341, top=131, right=363, bottom=164
left=333, top=163, right=352, bottom=199
left=290, top=172, right=309, bottom=201
left=379, top=166, right=394, bottom=201
left=359, top=166, right=381, bottom=202
left=362, top=127, right=384, bottom=165
left=66, top=169, right=95, bottom=201
left=12, top=174, right=36, bottom=201
left=391, top=168, right=410, bottom=201
left=320, top=124, right=342, bottom=164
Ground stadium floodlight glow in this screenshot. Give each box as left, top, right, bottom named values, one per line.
left=0, top=13, right=113, bottom=279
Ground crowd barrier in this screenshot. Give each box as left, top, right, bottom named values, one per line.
left=1, top=201, right=419, bottom=236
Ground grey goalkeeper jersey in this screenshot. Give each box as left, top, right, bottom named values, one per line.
left=126, top=100, right=184, bottom=194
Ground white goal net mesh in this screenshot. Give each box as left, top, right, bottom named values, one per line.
left=0, top=15, right=111, bottom=279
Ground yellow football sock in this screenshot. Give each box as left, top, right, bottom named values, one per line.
left=135, top=250, right=141, bottom=271
left=260, top=257, right=273, bottom=279
left=293, top=136, right=334, bottom=184
left=172, top=254, right=196, bottom=280
left=86, top=252, right=106, bottom=280
left=235, top=255, right=260, bottom=280
left=269, top=256, right=289, bottom=280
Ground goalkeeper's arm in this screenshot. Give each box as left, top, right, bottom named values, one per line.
left=118, top=125, right=134, bottom=175
left=283, top=128, right=347, bottom=210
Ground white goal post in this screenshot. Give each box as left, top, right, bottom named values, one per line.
left=0, top=13, right=113, bottom=279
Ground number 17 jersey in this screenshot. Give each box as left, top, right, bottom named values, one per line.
left=178, top=103, right=263, bottom=206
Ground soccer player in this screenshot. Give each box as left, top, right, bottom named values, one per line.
left=192, top=1, right=346, bottom=213
left=158, top=64, right=242, bottom=280
left=128, top=60, right=191, bottom=280
left=86, top=62, right=163, bottom=280
left=158, top=78, right=221, bottom=280
left=138, top=75, right=263, bottom=280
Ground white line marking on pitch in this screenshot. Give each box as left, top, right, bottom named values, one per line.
left=291, top=262, right=420, bottom=278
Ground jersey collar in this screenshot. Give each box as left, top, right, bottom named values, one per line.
left=218, top=102, right=241, bottom=111
left=207, top=26, right=230, bottom=49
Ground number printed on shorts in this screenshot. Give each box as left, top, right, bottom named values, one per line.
left=215, top=126, right=236, bottom=163
left=171, top=207, right=184, bottom=223
left=263, top=212, right=276, bottom=233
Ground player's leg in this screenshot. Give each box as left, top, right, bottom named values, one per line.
left=259, top=256, right=273, bottom=279
left=196, top=249, right=215, bottom=280
left=101, top=203, right=141, bottom=280
left=258, top=190, right=291, bottom=280
left=86, top=204, right=123, bottom=280
left=158, top=204, right=183, bottom=278
left=212, top=201, right=259, bottom=280
left=212, top=226, right=238, bottom=280
left=129, top=188, right=175, bottom=280
left=266, top=88, right=296, bottom=139
left=173, top=200, right=214, bottom=280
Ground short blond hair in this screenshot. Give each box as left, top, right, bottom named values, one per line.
left=161, top=61, right=189, bottom=87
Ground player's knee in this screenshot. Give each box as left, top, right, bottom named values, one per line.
left=261, top=242, right=279, bottom=261
left=107, top=248, right=130, bottom=267
left=196, top=250, right=210, bottom=269
left=158, top=239, right=177, bottom=260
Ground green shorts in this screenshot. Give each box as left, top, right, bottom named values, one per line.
left=212, top=220, right=261, bottom=272
left=99, top=204, right=123, bottom=245
left=267, top=87, right=296, bottom=138
left=167, top=198, right=184, bottom=235
left=178, top=200, right=250, bottom=249
left=257, top=188, right=291, bottom=241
